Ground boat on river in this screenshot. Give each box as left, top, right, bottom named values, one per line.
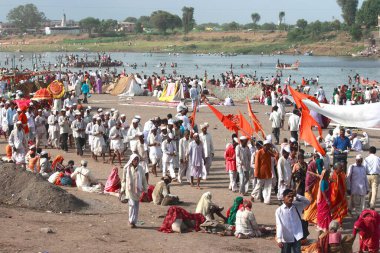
left=68, top=60, right=123, bottom=68
left=275, top=60, right=300, bottom=70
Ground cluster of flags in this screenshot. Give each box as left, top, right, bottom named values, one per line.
left=202, top=88, right=326, bottom=156
left=204, top=98, right=266, bottom=140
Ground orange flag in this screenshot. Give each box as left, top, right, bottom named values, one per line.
left=288, top=86, right=325, bottom=155
left=246, top=98, right=266, bottom=138
left=190, top=103, right=196, bottom=128
left=205, top=102, right=239, bottom=133
left=237, top=111, right=254, bottom=138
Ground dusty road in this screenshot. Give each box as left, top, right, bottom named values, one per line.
left=0, top=94, right=378, bottom=253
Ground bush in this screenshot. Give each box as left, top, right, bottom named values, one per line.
left=350, top=24, right=362, bottom=41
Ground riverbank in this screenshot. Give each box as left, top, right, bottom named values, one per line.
left=0, top=31, right=366, bottom=56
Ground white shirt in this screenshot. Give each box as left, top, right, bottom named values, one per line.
left=288, top=114, right=300, bottom=131
left=347, top=163, right=369, bottom=196
left=199, top=132, right=214, bottom=158
left=351, top=137, right=363, bottom=151
left=235, top=144, right=251, bottom=172
left=161, top=139, right=176, bottom=163
left=277, top=156, right=292, bottom=185
left=275, top=195, right=310, bottom=243
left=364, top=154, right=380, bottom=175
left=269, top=111, right=281, bottom=128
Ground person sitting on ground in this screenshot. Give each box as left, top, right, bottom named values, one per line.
left=226, top=196, right=244, bottom=226
left=39, top=151, right=52, bottom=179
left=51, top=155, right=65, bottom=172
left=351, top=133, right=363, bottom=152
left=360, top=132, right=370, bottom=151
left=195, top=192, right=228, bottom=222
left=71, top=160, right=103, bottom=193
left=224, top=96, right=235, bottom=106
left=104, top=167, right=121, bottom=196
left=2, top=144, right=13, bottom=163
left=235, top=199, right=262, bottom=239
left=152, top=175, right=180, bottom=206
left=353, top=209, right=380, bottom=253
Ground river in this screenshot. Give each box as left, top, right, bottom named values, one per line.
left=1, top=52, right=379, bottom=95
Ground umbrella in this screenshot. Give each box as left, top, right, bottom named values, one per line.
left=32, top=88, right=53, bottom=101
left=47, top=80, right=65, bottom=99
left=14, top=99, right=31, bottom=111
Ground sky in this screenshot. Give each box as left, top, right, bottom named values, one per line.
left=0, top=0, right=365, bottom=24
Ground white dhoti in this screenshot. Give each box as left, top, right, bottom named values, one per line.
left=204, top=156, right=212, bottom=174
left=48, top=128, right=59, bottom=148
left=140, top=159, right=149, bottom=174
left=251, top=178, right=272, bottom=204
left=277, top=182, right=290, bottom=200
left=110, top=139, right=124, bottom=153
left=162, top=161, right=175, bottom=178
left=128, top=199, right=140, bottom=224
left=12, top=149, right=26, bottom=164
left=229, top=171, right=238, bottom=191
left=178, top=161, right=188, bottom=183
left=92, top=136, right=105, bottom=156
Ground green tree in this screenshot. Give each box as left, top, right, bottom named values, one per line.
left=134, top=22, right=144, bottom=33
left=336, top=0, right=358, bottom=26
left=79, top=17, right=101, bottom=36
left=296, top=19, right=308, bottom=30
left=150, top=11, right=181, bottom=33
left=124, top=17, right=137, bottom=23
left=7, top=3, right=46, bottom=32
left=182, top=6, right=195, bottom=34
left=330, top=20, right=341, bottom=30
left=138, top=16, right=151, bottom=28
left=278, top=11, right=285, bottom=25
left=350, top=23, right=362, bottom=40
left=251, top=13, right=261, bottom=25
left=356, top=0, right=380, bottom=28
left=260, top=22, right=277, bottom=31
left=98, top=19, right=118, bottom=33
left=221, top=22, right=240, bottom=31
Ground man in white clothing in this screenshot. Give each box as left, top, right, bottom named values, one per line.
left=71, top=160, right=102, bottom=193
left=71, top=112, right=86, bottom=156
left=364, top=146, right=380, bottom=210
left=161, top=133, right=177, bottom=179
left=275, top=189, right=310, bottom=252
left=235, top=136, right=251, bottom=195
left=277, top=146, right=291, bottom=200
left=47, top=110, right=59, bottom=148
left=347, top=154, right=369, bottom=216
left=178, top=130, right=190, bottom=183
left=35, top=109, right=47, bottom=148
left=199, top=122, right=214, bottom=174
left=269, top=106, right=282, bottom=145
left=126, top=118, right=141, bottom=152
left=287, top=109, right=300, bottom=142
left=109, top=122, right=124, bottom=166
left=351, top=133, right=363, bottom=152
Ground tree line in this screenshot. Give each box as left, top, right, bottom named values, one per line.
left=4, top=1, right=380, bottom=41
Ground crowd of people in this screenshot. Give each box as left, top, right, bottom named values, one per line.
left=0, top=66, right=379, bottom=253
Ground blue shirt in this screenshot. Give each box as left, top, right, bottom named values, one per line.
left=333, top=136, right=351, bottom=152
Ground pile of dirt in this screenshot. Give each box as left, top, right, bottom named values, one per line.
left=0, top=163, right=88, bottom=213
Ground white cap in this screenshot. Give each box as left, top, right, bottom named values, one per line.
left=96, top=117, right=101, bottom=120
left=87, top=106, right=92, bottom=110
left=356, top=154, right=363, bottom=160
left=97, top=108, right=103, bottom=112
left=75, top=111, right=81, bottom=116
left=283, top=146, right=291, bottom=153
left=233, top=137, right=239, bottom=143
left=193, top=133, right=199, bottom=137
left=38, top=109, right=42, bottom=112
left=168, top=133, right=174, bottom=139
left=290, top=137, right=296, bottom=143
left=120, top=114, right=126, bottom=117
left=160, top=125, right=167, bottom=130
left=111, top=108, right=115, bottom=112
left=29, top=102, right=33, bottom=106
left=263, top=140, right=270, bottom=145
left=40, top=151, right=48, bottom=155
left=16, top=121, right=22, bottom=125
left=168, top=119, right=174, bottom=125
left=5, top=101, right=10, bottom=104
left=134, top=115, right=141, bottom=120
left=61, top=109, right=66, bottom=112
left=132, top=118, right=139, bottom=123
left=17, top=108, right=22, bottom=112
left=239, top=136, right=248, bottom=140
left=105, top=111, right=110, bottom=115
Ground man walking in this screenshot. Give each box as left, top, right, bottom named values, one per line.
left=277, top=146, right=292, bottom=200
left=188, top=133, right=205, bottom=188
left=347, top=154, right=369, bottom=216
left=161, top=133, right=177, bottom=179
left=71, top=111, right=86, bottom=156
left=269, top=105, right=282, bottom=144
left=276, top=189, right=310, bottom=253
left=288, top=109, right=300, bottom=141
left=235, top=136, right=251, bottom=195
left=178, top=130, right=190, bottom=183
left=364, top=146, right=380, bottom=210
left=251, top=140, right=276, bottom=204
left=199, top=122, right=214, bottom=174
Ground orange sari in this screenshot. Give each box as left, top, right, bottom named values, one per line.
left=304, top=178, right=320, bottom=224
left=330, top=171, right=348, bottom=224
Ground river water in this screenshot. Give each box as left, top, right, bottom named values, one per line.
left=1, top=52, right=379, bottom=95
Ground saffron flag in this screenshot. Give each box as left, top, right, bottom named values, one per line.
left=246, top=98, right=266, bottom=138
left=205, top=102, right=239, bottom=133
left=237, top=111, right=254, bottom=138
left=190, top=103, right=197, bottom=128
left=288, top=86, right=325, bottom=155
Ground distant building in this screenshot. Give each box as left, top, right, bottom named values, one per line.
left=44, top=14, right=80, bottom=35
left=0, top=22, right=20, bottom=35
left=118, top=22, right=136, bottom=33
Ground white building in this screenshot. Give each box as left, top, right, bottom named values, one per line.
left=45, top=14, right=80, bottom=35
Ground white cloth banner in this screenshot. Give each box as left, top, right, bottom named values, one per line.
left=302, top=99, right=380, bottom=130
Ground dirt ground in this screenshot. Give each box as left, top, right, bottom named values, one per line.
left=0, top=94, right=378, bottom=253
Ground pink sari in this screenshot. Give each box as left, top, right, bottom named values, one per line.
left=316, top=178, right=332, bottom=232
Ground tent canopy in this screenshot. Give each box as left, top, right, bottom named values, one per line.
left=159, top=81, right=184, bottom=102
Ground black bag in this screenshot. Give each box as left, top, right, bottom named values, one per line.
left=295, top=208, right=310, bottom=240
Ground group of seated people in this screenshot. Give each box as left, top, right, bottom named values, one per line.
left=324, top=126, right=370, bottom=152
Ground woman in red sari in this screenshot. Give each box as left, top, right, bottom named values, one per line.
left=316, top=170, right=332, bottom=232
left=353, top=209, right=380, bottom=253
left=330, top=162, right=348, bottom=225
